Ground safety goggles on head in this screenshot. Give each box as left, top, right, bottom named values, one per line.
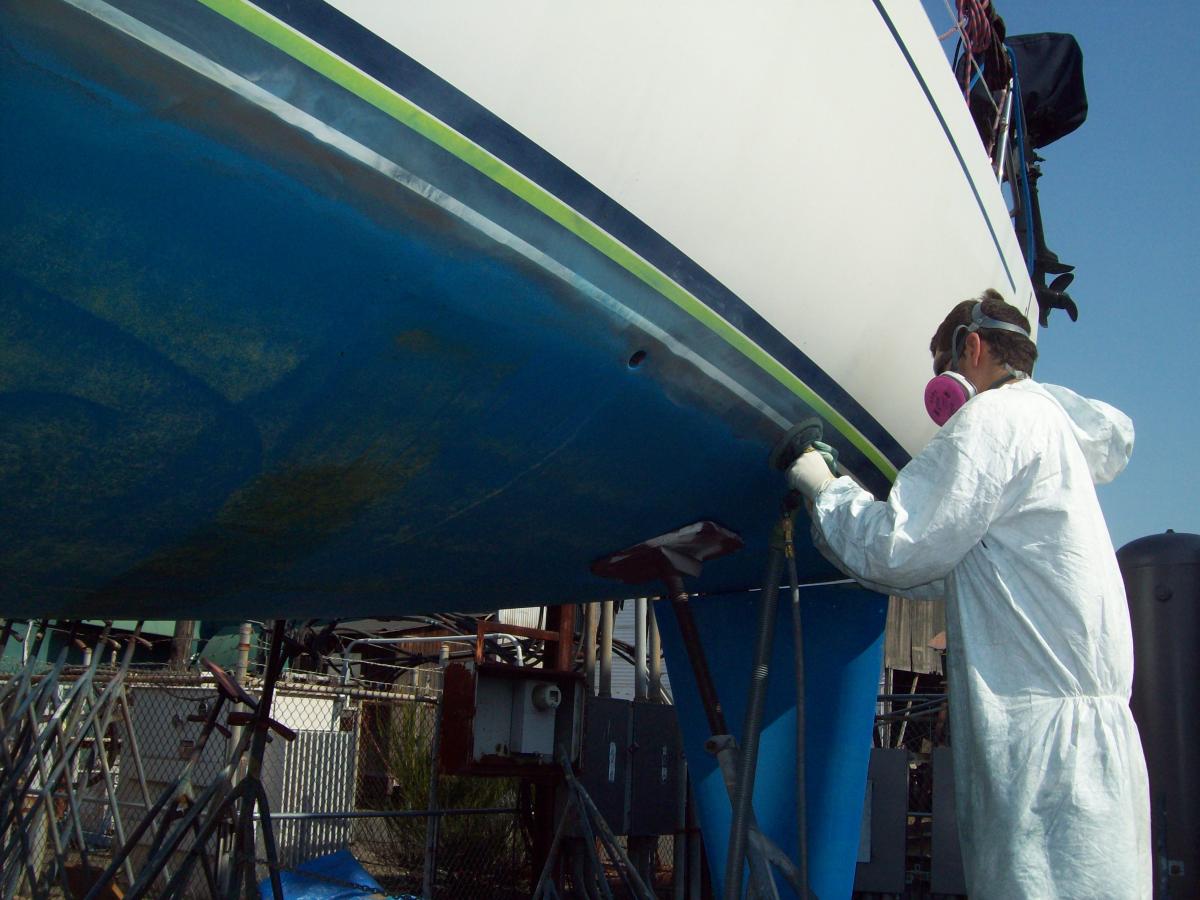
left=923, top=302, right=1031, bottom=426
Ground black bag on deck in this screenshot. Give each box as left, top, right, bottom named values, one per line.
left=1006, top=33, right=1087, bottom=149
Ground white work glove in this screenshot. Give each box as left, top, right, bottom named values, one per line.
left=786, top=448, right=835, bottom=503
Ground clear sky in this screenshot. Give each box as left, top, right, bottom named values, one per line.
left=919, top=1, right=1200, bottom=550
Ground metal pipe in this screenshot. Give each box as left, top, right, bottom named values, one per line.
left=529, top=801, right=575, bottom=900
left=665, top=575, right=728, bottom=736
left=686, top=784, right=701, bottom=900
left=992, top=81, right=1015, bottom=179
left=724, top=523, right=786, bottom=900
left=649, top=608, right=663, bottom=704
left=239, top=620, right=287, bottom=900
left=567, top=786, right=614, bottom=900
left=229, top=623, right=252, bottom=769
left=634, top=598, right=648, bottom=702
left=705, top=741, right=782, bottom=898
left=0, top=619, right=13, bottom=661
left=570, top=846, right=594, bottom=900
left=584, top=603, right=599, bottom=695
left=83, top=689, right=242, bottom=900
left=254, top=806, right=519, bottom=821
left=234, top=623, right=252, bottom=681
left=48, top=626, right=142, bottom=888
left=562, top=760, right=656, bottom=900
left=124, top=675, right=440, bottom=705
left=883, top=666, right=894, bottom=749
left=876, top=699, right=945, bottom=718
left=673, top=759, right=688, bottom=900
left=786, top=527, right=809, bottom=900
left=894, top=674, right=920, bottom=749
left=876, top=695, right=940, bottom=702
left=599, top=601, right=614, bottom=698
left=423, top=643, right=449, bottom=900
left=226, top=616, right=255, bottom=891
left=340, top=634, right=523, bottom=686
left=551, top=604, right=576, bottom=672
left=21, top=621, right=34, bottom=665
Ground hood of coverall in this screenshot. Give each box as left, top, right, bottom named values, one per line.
left=1035, top=382, right=1135, bottom=485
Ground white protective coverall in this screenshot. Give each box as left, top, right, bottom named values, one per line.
left=811, top=379, right=1151, bottom=899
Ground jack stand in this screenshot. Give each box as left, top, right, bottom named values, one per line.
left=531, top=750, right=656, bottom=900
left=592, top=522, right=806, bottom=900
left=1, top=621, right=152, bottom=899
left=83, top=620, right=298, bottom=900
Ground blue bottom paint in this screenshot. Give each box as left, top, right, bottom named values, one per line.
left=0, top=6, right=900, bottom=620
left=655, top=585, right=887, bottom=899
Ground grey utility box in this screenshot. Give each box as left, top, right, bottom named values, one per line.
left=440, top=663, right=584, bottom=775
left=473, top=673, right=567, bottom=761
left=629, top=701, right=683, bottom=837
left=579, top=695, right=633, bottom=835
left=853, top=748, right=908, bottom=893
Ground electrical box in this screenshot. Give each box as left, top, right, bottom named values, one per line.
left=628, top=701, right=682, bottom=837
left=440, top=663, right=584, bottom=775
left=579, top=695, right=633, bottom=835
left=470, top=672, right=567, bottom=760
left=472, top=674, right=515, bottom=758
left=509, top=680, right=562, bottom=755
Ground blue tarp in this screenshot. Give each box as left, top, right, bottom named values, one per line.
left=258, top=849, right=406, bottom=899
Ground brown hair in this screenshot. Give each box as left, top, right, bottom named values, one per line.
left=929, top=289, right=1037, bottom=375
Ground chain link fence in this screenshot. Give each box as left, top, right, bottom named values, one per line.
left=3, top=618, right=705, bottom=899
left=5, top=655, right=531, bottom=898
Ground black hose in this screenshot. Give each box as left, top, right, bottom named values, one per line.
left=724, top=521, right=786, bottom=900
left=787, top=529, right=811, bottom=900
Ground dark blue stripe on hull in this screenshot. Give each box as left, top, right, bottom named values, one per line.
left=229, top=0, right=912, bottom=474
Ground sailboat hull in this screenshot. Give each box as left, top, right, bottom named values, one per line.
left=1, top=0, right=1029, bottom=620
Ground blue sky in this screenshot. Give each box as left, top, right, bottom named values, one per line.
left=920, top=1, right=1199, bottom=549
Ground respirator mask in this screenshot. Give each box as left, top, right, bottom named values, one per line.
left=924, top=302, right=1031, bottom=426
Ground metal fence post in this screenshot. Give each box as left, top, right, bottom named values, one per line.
left=674, top=759, right=688, bottom=900
left=649, top=608, right=663, bottom=704
left=584, top=603, right=599, bottom=695
left=422, top=643, right=449, bottom=899
left=634, top=598, right=648, bottom=702
left=230, top=622, right=253, bottom=769
left=599, top=601, right=614, bottom=698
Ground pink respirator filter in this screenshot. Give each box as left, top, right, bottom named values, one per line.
left=924, top=373, right=974, bottom=426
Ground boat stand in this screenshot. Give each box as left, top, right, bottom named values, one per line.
left=592, top=521, right=809, bottom=900
left=83, top=619, right=298, bottom=900
left=1, top=621, right=156, bottom=900
left=530, top=750, right=657, bottom=900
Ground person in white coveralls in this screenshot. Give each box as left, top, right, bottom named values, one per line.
left=788, top=290, right=1151, bottom=899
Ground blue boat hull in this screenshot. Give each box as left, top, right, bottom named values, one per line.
left=1, top=0, right=907, bottom=619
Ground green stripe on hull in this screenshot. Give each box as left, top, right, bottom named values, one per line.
left=198, top=0, right=899, bottom=482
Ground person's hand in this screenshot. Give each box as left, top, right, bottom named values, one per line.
left=787, top=448, right=835, bottom=503
left=809, top=440, right=839, bottom=475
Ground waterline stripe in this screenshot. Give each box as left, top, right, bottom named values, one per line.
left=67, top=0, right=792, bottom=432
left=197, top=0, right=899, bottom=480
